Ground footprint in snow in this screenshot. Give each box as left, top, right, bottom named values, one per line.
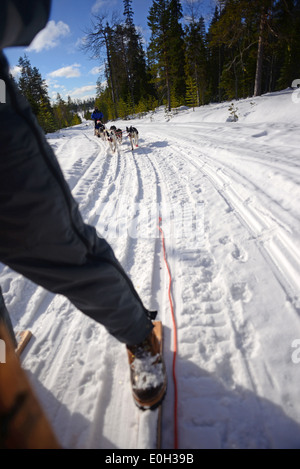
left=219, top=236, right=231, bottom=245
left=201, top=269, right=214, bottom=283
left=230, top=282, right=252, bottom=303
left=201, top=286, right=224, bottom=303
left=231, top=244, right=248, bottom=263
left=84, top=324, right=94, bottom=340
left=204, top=303, right=223, bottom=315
left=199, top=255, right=214, bottom=268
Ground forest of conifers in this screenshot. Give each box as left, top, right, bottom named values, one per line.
left=14, top=0, right=300, bottom=131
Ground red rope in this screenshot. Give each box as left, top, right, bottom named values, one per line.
left=158, top=217, right=178, bottom=450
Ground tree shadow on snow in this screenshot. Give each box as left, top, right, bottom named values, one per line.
left=128, top=140, right=169, bottom=155
left=25, top=369, right=118, bottom=450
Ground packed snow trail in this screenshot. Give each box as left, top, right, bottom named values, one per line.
left=1, top=91, right=300, bottom=449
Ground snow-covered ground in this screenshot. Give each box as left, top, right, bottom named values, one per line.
left=2, top=89, right=300, bottom=449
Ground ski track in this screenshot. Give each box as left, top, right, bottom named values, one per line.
left=141, top=126, right=300, bottom=448
left=141, top=135, right=269, bottom=448
left=2, top=112, right=300, bottom=449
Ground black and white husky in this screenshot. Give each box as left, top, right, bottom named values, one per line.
left=110, top=125, right=123, bottom=144
left=126, top=126, right=139, bottom=150
left=98, top=122, right=106, bottom=140
left=102, top=127, right=117, bottom=153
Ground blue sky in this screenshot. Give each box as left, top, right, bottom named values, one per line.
left=4, top=0, right=215, bottom=102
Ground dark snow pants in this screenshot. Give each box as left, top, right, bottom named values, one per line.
left=0, top=52, right=153, bottom=346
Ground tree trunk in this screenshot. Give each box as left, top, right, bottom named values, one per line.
left=104, top=29, right=118, bottom=118
left=163, top=42, right=171, bottom=111
left=254, top=10, right=267, bottom=97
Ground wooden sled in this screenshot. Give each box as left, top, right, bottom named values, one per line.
left=15, top=330, right=32, bottom=357
left=153, top=321, right=163, bottom=450
left=0, top=323, right=61, bottom=449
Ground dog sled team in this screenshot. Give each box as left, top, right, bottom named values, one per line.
left=91, top=108, right=139, bottom=153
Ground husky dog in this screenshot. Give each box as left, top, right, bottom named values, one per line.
left=99, top=123, right=106, bottom=140
left=94, top=120, right=101, bottom=137
left=108, top=125, right=122, bottom=148
left=104, top=126, right=117, bottom=153
left=115, top=128, right=123, bottom=144
left=126, top=126, right=139, bottom=150
left=94, top=120, right=106, bottom=140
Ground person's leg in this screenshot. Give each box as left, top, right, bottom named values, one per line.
left=0, top=52, right=154, bottom=346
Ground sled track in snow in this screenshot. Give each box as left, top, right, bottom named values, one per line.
left=137, top=138, right=272, bottom=448
left=9, top=121, right=300, bottom=450
left=150, top=133, right=300, bottom=315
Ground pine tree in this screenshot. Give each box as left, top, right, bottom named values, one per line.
left=186, top=76, right=198, bottom=110
left=119, top=2, right=154, bottom=111
left=82, top=6, right=153, bottom=120
left=275, top=0, right=300, bottom=89
left=208, top=0, right=284, bottom=99
left=168, top=0, right=186, bottom=103
left=254, top=1, right=274, bottom=96
left=185, top=15, right=208, bottom=106
left=37, top=96, right=57, bottom=134
left=17, top=55, right=55, bottom=132
left=123, top=0, right=134, bottom=26
left=82, top=16, right=119, bottom=117
left=117, top=97, right=128, bottom=119
left=52, top=94, right=81, bottom=129
left=170, top=85, right=181, bottom=109
left=136, top=98, right=148, bottom=117
left=71, top=114, right=82, bottom=126
left=208, top=0, right=252, bottom=99
left=148, top=0, right=186, bottom=111
left=207, top=6, right=224, bottom=102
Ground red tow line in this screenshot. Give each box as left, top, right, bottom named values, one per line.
left=158, top=217, right=178, bottom=450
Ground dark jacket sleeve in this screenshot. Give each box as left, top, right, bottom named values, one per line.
left=0, top=0, right=51, bottom=49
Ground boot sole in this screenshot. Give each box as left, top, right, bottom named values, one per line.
left=132, top=379, right=167, bottom=411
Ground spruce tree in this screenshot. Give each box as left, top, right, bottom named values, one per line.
left=52, top=94, right=81, bottom=129
left=186, top=76, right=198, bottom=110
left=207, top=6, right=224, bottom=102
left=168, top=0, right=186, bottom=103
left=275, top=0, right=300, bottom=89
left=82, top=16, right=119, bottom=118
left=38, top=96, right=57, bottom=134
left=18, top=55, right=55, bottom=133
left=208, top=0, right=288, bottom=99
left=121, top=1, right=154, bottom=111
left=185, top=16, right=208, bottom=106
left=148, top=0, right=186, bottom=111
left=83, top=7, right=153, bottom=119
left=123, top=0, right=134, bottom=26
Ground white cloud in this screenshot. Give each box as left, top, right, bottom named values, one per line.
left=75, top=36, right=87, bottom=48
left=69, top=85, right=96, bottom=97
left=91, top=0, right=106, bottom=14
left=135, top=25, right=149, bottom=46
left=91, top=0, right=117, bottom=14
left=48, top=64, right=81, bottom=79
left=27, top=20, right=70, bottom=53
left=10, top=65, right=22, bottom=79
left=89, top=65, right=105, bottom=75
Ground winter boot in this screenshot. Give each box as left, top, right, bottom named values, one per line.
left=126, top=326, right=167, bottom=410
